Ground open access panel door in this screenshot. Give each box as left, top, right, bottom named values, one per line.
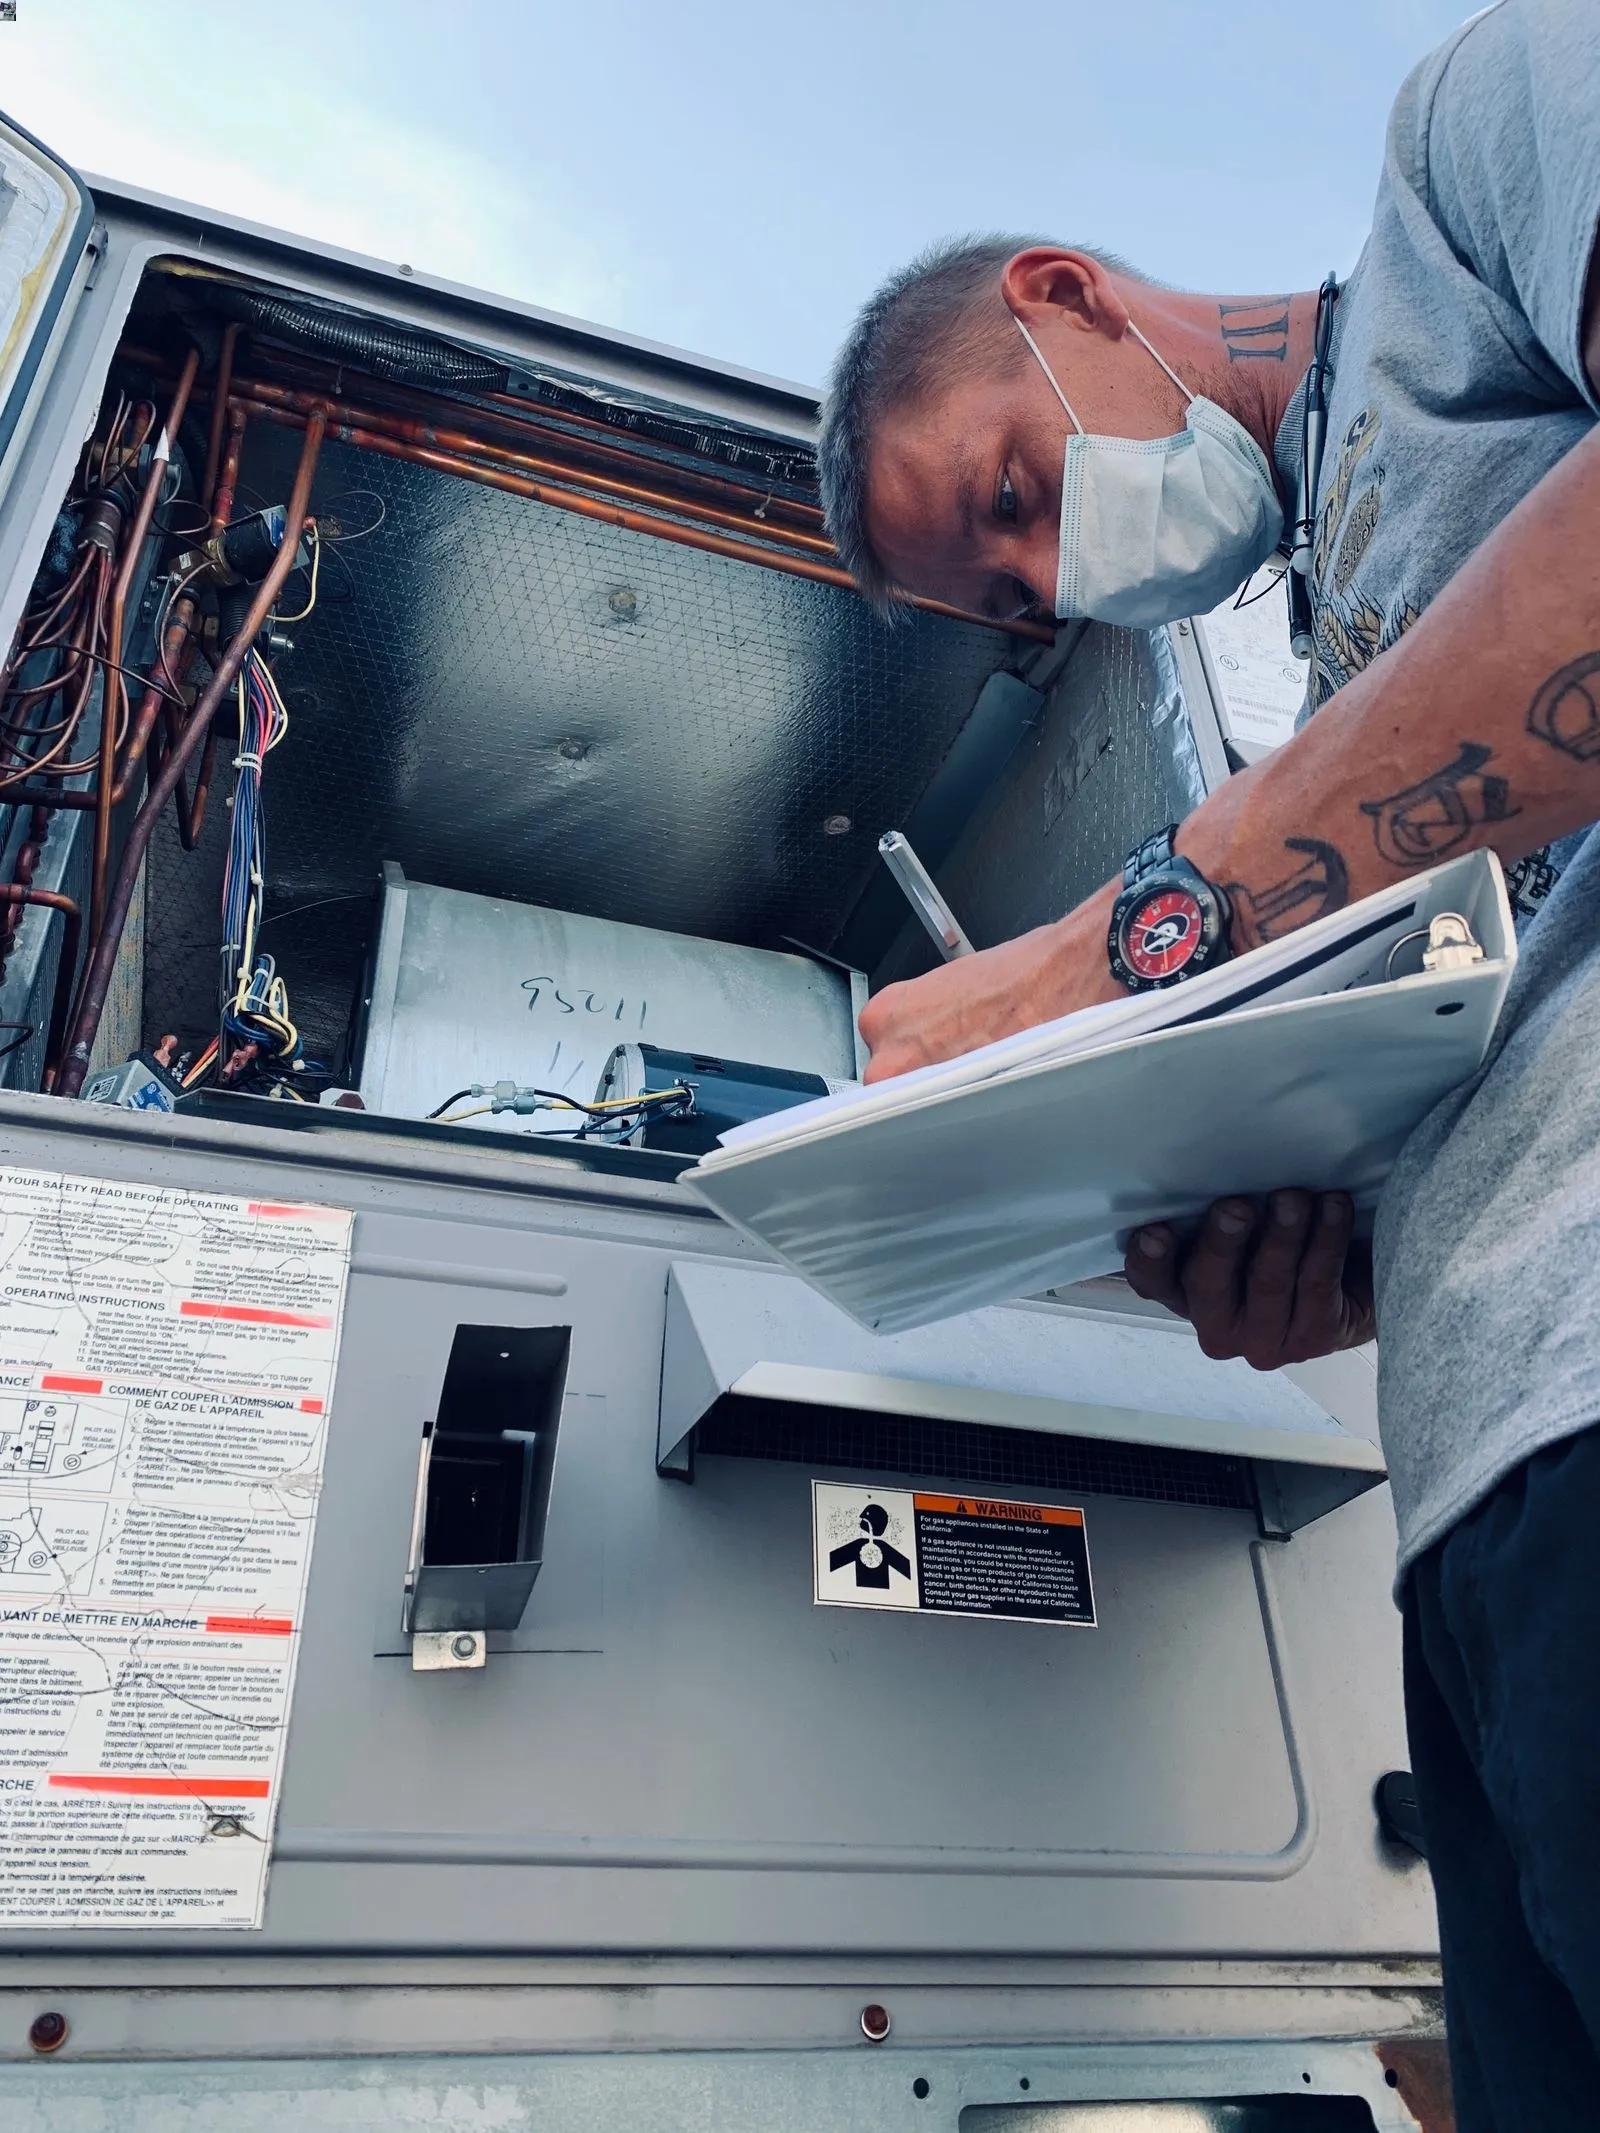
left=0, top=111, right=96, bottom=505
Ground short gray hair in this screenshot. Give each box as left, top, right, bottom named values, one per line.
left=817, top=234, right=1142, bottom=616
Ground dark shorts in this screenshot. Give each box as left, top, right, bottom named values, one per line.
left=1404, top=1423, right=1600, bottom=2132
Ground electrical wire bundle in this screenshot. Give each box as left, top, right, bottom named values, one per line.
left=0, top=395, right=163, bottom=789
left=427, top=1080, right=694, bottom=1140
left=216, top=647, right=302, bottom=1084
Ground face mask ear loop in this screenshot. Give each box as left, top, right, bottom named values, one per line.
left=1125, top=320, right=1196, bottom=408
left=1013, top=315, right=1085, bottom=435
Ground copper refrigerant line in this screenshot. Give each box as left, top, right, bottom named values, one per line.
left=117, top=338, right=834, bottom=544
left=121, top=344, right=1053, bottom=645
left=230, top=376, right=839, bottom=556
left=0, top=349, right=202, bottom=948
left=54, top=413, right=327, bottom=1098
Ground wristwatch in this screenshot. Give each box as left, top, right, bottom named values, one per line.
left=1107, top=825, right=1234, bottom=991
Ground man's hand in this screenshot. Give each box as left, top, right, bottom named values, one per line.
left=1123, top=1190, right=1376, bottom=1369
left=860, top=884, right=1121, bottom=1082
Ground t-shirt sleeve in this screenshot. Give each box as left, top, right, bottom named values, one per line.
left=1421, top=0, right=1600, bottom=413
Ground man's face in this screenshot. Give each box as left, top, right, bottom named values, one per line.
left=862, top=307, right=1190, bottom=621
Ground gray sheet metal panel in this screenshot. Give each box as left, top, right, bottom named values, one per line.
left=0, top=1968, right=1445, bottom=2060
left=0, top=1098, right=1430, bottom=1964
left=0, top=2040, right=1431, bottom=2131
left=657, top=1261, right=1385, bottom=1529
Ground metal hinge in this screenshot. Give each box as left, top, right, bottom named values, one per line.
left=83, top=221, right=108, bottom=293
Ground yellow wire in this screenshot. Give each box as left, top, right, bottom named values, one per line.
left=584, top=1085, right=692, bottom=1112
left=437, top=1084, right=691, bottom=1127
left=273, top=521, right=320, bottom=624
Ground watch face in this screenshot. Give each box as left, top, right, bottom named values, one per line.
left=1121, top=885, right=1207, bottom=983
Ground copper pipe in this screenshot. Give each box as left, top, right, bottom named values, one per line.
left=163, top=700, right=220, bottom=851
left=229, top=377, right=839, bottom=557
left=0, top=596, right=199, bottom=814
left=0, top=805, right=53, bottom=950
left=122, top=336, right=830, bottom=532
left=19, top=546, right=97, bottom=644
left=96, top=348, right=201, bottom=942
left=248, top=404, right=1054, bottom=645
left=0, top=887, right=83, bottom=1090
left=106, top=349, right=200, bottom=670
left=57, top=412, right=327, bottom=1098
left=481, top=386, right=827, bottom=522
left=129, top=598, right=199, bottom=810
left=209, top=404, right=248, bottom=537
left=0, top=552, right=108, bottom=784
left=241, top=369, right=826, bottom=532
left=201, top=323, right=242, bottom=512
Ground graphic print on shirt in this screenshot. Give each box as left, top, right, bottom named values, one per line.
left=1309, top=406, right=1423, bottom=710
left=1308, top=403, right=1556, bottom=926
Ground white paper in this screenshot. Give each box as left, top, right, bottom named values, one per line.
left=689, top=855, right=1516, bottom=1334
left=0, top=1170, right=351, bottom=1930
left=1199, top=566, right=1310, bottom=754
left=711, top=856, right=1487, bottom=1160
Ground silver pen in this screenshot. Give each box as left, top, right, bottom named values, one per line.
left=878, top=830, right=974, bottom=961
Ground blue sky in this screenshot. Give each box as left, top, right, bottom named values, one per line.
left=8, top=0, right=1473, bottom=389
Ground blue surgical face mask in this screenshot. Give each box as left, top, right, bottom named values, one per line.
left=1013, top=314, right=1284, bottom=627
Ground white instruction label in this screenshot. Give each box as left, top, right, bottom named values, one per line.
left=0, top=1169, right=351, bottom=1929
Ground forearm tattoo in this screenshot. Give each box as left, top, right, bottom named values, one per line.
left=1359, top=743, right=1518, bottom=867
left=1526, top=650, right=1600, bottom=762
left=1224, top=837, right=1350, bottom=949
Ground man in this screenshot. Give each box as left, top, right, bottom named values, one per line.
left=816, top=3, right=1600, bottom=2124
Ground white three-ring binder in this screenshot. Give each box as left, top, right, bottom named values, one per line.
left=686, top=849, right=1516, bottom=1333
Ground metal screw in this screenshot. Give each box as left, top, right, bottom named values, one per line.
left=860, top=2003, right=891, bottom=2042
left=557, top=738, right=589, bottom=761
left=451, top=1634, right=478, bottom=1661
left=822, top=813, right=853, bottom=837
left=608, top=586, right=638, bottom=618
left=1176, top=621, right=1191, bottom=635
left=397, top=263, right=414, bottom=277
left=28, top=2011, right=68, bottom=2054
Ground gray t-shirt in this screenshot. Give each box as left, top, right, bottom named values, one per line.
left=1270, top=0, right=1600, bottom=1579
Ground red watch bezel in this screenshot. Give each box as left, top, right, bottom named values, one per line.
left=1120, top=885, right=1208, bottom=983
left=1107, top=852, right=1233, bottom=992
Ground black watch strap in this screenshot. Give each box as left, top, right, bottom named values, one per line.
left=1123, top=822, right=1180, bottom=889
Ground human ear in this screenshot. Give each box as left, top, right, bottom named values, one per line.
left=1001, top=249, right=1131, bottom=341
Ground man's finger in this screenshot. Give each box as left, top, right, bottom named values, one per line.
left=1177, top=1199, right=1258, bottom=1356
left=1236, top=1189, right=1314, bottom=1368
left=1283, top=1192, right=1354, bottom=1351
left=1123, top=1224, right=1191, bottom=1317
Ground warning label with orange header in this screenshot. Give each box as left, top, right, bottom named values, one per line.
left=0, top=1167, right=352, bottom=1930
left=812, top=1481, right=1095, bottom=1627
